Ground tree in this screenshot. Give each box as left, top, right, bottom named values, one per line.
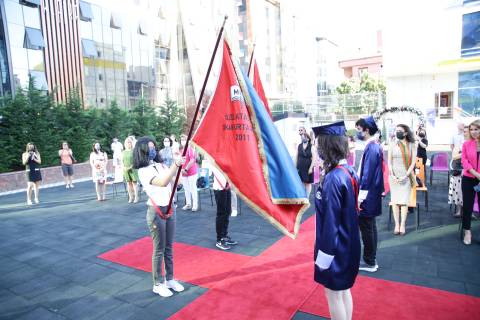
left=157, top=98, right=186, bottom=141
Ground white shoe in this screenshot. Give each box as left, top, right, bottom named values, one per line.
left=231, top=209, right=238, bottom=217
left=182, top=205, right=192, bottom=210
left=166, top=279, right=184, bottom=292
left=34, top=198, right=39, bottom=204
left=153, top=283, right=173, bottom=297
left=27, top=200, right=32, bottom=206
left=66, top=185, right=70, bottom=189
left=70, top=184, right=74, bottom=188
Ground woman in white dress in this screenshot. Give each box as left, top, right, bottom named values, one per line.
left=90, top=142, right=108, bottom=201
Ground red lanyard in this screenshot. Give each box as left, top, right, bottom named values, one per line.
left=336, top=165, right=359, bottom=212
left=213, top=173, right=230, bottom=190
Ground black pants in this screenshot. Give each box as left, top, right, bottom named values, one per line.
left=214, top=189, right=231, bottom=241
left=462, top=176, right=479, bottom=230
left=359, top=216, right=377, bottom=266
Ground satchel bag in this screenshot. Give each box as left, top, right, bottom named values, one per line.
left=451, top=158, right=462, bottom=176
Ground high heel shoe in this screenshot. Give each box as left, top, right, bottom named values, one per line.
left=394, top=226, right=400, bottom=235
left=399, top=225, right=406, bottom=236
left=463, top=230, right=472, bottom=245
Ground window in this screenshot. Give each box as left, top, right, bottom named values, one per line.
left=97, top=50, right=102, bottom=58
left=98, top=74, right=103, bottom=81
left=461, top=11, right=480, bottom=57
left=110, top=12, right=122, bottom=29
left=29, top=70, right=47, bottom=90
left=459, top=70, right=480, bottom=116
left=358, top=67, right=368, bottom=77
left=24, top=27, right=45, bottom=50
left=157, top=47, right=169, bottom=60
left=79, top=1, right=94, bottom=22
left=23, top=5, right=41, bottom=29
left=20, top=0, right=40, bottom=8
left=81, top=39, right=97, bottom=57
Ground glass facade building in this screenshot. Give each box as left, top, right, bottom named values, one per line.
left=2, top=0, right=46, bottom=93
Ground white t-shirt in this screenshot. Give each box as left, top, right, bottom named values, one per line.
left=111, top=141, right=124, bottom=158
left=451, top=134, right=464, bottom=150
left=138, top=163, right=172, bottom=206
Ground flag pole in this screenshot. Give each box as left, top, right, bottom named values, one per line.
left=165, top=15, right=228, bottom=215
left=247, top=43, right=256, bottom=77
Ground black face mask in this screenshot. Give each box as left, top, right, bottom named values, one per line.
left=396, top=132, right=405, bottom=140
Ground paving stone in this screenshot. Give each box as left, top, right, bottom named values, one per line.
left=0, top=289, right=36, bottom=317
left=14, top=306, right=68, bottom=320
left=413, top=274, right=466, bottom=295
left=86, top=271, right=143, bottom=296
left=32, top=282, right=95, bottom=310
left=65, top=263, right=117, bottom=286
left=10, top=272, right=68, bottom=299
left=1, top=265, right=45, bottom=288
left=57, top=292, right=124, bottom=320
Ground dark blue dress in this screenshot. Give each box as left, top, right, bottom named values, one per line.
left=358, top=141, right=384, bottom=217
left=314, top=164, right=360, bottom=290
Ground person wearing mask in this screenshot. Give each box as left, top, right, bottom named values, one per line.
left=312, top=121, right=360, bottom=320
left=134, top=136, right=186, bottom=297
left=90, top=142, right=108, bottom=201
left=170, top=134, right=180, bottom=154
left=388, top=124, right=417, bottom=236
left=179, top=134, right=199, bottom=211
left=58, top=141, right=75, bottom=189
left=355, top=116, right=383, bottom=273
left=415, top=128, right=428, bottom=182
left=461, top=119, right=480, bottom=245
left=296, top=129, right=314, bottom=196
left=22, top=143, right=42, bottom=205
left=449, top=126, right=470, bottom=217
left=160, top=137, right=174, bottom=167
left=123, top=136, right=138, bottom=203
left=451, top=122, right=465, bottom=152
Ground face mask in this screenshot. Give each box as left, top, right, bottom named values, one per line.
left=356, top=131, right=365, bottom=141
left=163, top=142, right=170, bottom=148
left=419, top=132, right=425, bottom=138
left=148, top=148, right=157, bottom=160
left=396, top=132, right=405, bottom=140
left=180, top=140, right=186, bottom=146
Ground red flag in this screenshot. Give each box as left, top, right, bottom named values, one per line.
left=252, top=61, right=272, bottom=119
left=192, top=41, right=308, bottom=238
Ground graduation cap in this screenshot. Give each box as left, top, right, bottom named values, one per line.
left=312, top=121, right=346, bottom=137
left=364, top=116, right=378, bottom=132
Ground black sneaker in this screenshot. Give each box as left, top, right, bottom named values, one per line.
left=223, top=236, right=238, bottom=246
left=216, top=240, right=231, bottom=250
left=359, top=262, right=378, bottom=272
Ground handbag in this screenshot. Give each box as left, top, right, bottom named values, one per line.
left=451, top=158, right=462, bottom=176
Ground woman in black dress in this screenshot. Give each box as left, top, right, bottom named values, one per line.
left=22, top=143, right=42, bottom=205
left=296, top=131, right=314, bottom=196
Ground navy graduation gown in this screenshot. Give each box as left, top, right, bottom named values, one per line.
left=358, top=141, right=384, bottom=217
left=314, top=164, right=361, bottom=290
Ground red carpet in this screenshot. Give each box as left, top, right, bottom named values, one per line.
left=300, top=276, right=480, bottom=320
left=98, top=237, right=252, bottom=288
left=99, top=217, right=480, bottom=319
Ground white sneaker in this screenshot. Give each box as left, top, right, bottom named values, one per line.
left=182, top=204, right=192, bottom=210
left=231, top=209, right=238, bottom=217
left=166, top=279, right=184, bottom=292
left=27, top=200, right=32, bottom=206
left=153, top=283, right=173, bottom=297
left=66, top=185, right=70, bottom=189
left=70, top=184, right=74, bottom=188
left=34, top=199, right=39, bottom=204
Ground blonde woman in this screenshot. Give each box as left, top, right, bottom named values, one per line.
left=22, top=143, right=42, bottom=205
left=123, top=136, right=139, bottom=203
left=388, top=124, right=417, bottom=235
left=90, top=142, right=108, bottom=201
left=461, top=119, right=480, bottom=245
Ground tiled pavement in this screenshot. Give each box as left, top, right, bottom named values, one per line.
left=0, top=169, right=479, bottom=320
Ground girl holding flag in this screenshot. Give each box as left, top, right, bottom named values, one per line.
left=312, top=121, right=360, bottom=320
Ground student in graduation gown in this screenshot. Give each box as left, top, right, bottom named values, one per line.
left=312, top=121, right=361, bottom=320
left=355, top=116, right=384, bottom=272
